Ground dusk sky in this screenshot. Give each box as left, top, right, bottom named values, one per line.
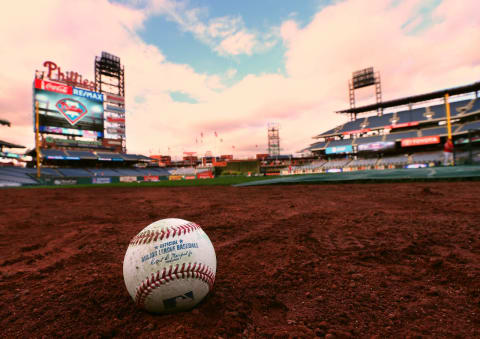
left=0, top=0, right=479, bottom=158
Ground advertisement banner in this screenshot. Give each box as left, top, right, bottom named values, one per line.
left=107, top=116, right=125, bottom=123
left=342, top=128, right=370, bottom=135
left=39, top=125, right=100, bottom=137
left=107, top=127, right=125, bottom=134
left=212, top=160, right=227, bottom=167
left=0, top=151, right=21, bottom=159
left=401, top=135, right=440, bottom=147
left=120, top=176, right=137, bottom=183
left=389, top=121, right=419, bottom=129
left=325, top=145, right=353, bottom=154
left=72, top=87, right=104, bottom=102
left=53, top=179, right=78, bottom=185
left=103, top=138, right=122, bottom=146
left=34, top=79, right=104, bottom=133
left=405, top=164, right=428, bottom=169
left=358, top=141, right=395, bottom=152
left=92, top=177, right=111, bottom=184
left=144, top=175, right=159, bottom=182
left=197, top=171, right=214, bottom=179
left=455, top=136, right=480, bottom=145
left=106, top=105, right=125, bottom=113
left=184, top=175, right=196, bottom=180
left=106, top=94, right=125, bottom=103
left=169, top=175, right=182, bottom=181
left=34, top=79, right=72, bottom=95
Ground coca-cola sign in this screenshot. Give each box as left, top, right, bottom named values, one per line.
left=39, top=61, right=95, bottom=89
left=35, top=79, right=72, bottom=95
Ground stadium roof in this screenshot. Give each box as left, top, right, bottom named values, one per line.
left=337, top=81, right=480, bottom=115
left=0, top=140, right=25, bottom=149
left=0, top=119, right=11, bottom=126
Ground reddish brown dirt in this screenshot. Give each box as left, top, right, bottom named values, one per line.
left=1, top=182, right=480, bottom=338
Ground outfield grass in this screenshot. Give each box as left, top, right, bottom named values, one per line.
left=17, top=175, right=271, bottom=189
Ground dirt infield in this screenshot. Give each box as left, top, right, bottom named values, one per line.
left=1, top=182, right=479, bottom=338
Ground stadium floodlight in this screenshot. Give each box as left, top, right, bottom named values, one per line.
left=348, top=67, right=382, bottom=117
left=352, top=67, right=375, bottom=89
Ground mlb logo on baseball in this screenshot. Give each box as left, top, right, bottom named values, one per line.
left=123, top=218, right=217, bottom=313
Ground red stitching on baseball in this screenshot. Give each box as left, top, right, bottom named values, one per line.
left=134, top=262, right=215, bottom=308
left=129, top=222, right=201, bottom=246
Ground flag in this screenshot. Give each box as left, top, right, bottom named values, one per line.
left=214, top=131, right=218, bottom=137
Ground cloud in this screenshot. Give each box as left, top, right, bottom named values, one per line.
left=1, top=0, right=479, bottom=158
left=215, top=31, right=256, bottom=56
left=145, top=0, right=278, bottom=57
left=225, top=68, right=237, bottom=79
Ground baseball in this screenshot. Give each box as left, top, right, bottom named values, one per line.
left=123, top=218, right=216, bottom=313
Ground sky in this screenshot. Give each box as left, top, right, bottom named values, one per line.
left=0, top=0, right=479, bottom=158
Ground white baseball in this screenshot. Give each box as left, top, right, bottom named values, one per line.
left=123, top=218, right=216, bottom=313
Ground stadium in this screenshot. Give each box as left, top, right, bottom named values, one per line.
left=1, top=62, right=479, bottom=186
left=1, top=2, right=480, bottom=337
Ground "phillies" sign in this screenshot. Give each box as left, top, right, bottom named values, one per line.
left=42, top=61, right=95, bottom=89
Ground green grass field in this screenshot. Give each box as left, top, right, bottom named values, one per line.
left=19, top=175, right=271, bottom=189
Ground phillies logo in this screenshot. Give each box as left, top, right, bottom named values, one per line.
left=56, top=98, right=88, bottom=125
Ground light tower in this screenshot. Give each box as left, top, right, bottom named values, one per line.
left=94, top=52, right=126, bottom=152
left=268, top=123, right=280, bottom=156
left=348, top=67, right=382, bottom=119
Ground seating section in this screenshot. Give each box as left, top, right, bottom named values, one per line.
left=377, top=154, right=409, bottom=165
left=354, top=135, right=383, bottom=145
left=411, top=151, right=443, bottom=163
left=326, top=138, right=353, bottom=147
left=457, top=120, right=480, bottom=132
left=58, top=168, right=93, bottom=177
left=96, top=152, right=124, bottom=161
left=347, top=158, right=378, bottom=167
left=0, top=167, right=38, bottom=185
left=385, top=130, right=418, bottom=141
left=121, top=154, right=147, bottom=161
left=338, top=118, right=367, bottom=133
left=89, top=168, right=120, bottom=176
left=114, top=168, right=142, bottom=176
left=136, top=168, right=171, bottom=176
left=420, top=126, right=447, bottom=137
left=396, top=107, right=427, bottom=124
left=318, top=98, right=479, bottom=136
left=169, top=167, right=197, bottom=176
left=290, top=160, right=326, bottom=173
left=365, top=114, right=393, bottom=129
left=66, top=150, right=97, bottom=159
left=42, top=149, right=68, bottom=158
left=450, top=99, right=480, bottom=116
left=322, top=158, right=352, bottom=169
left=309, top=141, right=327, bottom=150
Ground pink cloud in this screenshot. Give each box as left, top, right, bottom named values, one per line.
left=215, top=31, right=256, bottom=56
